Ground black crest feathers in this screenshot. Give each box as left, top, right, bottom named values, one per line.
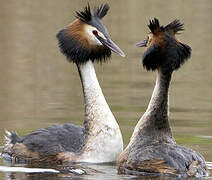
left=76, top=3, right=109, bottom=23
left=148, top=18, right=184, bottom=35
left=165, top=19, right=184, bottom=34
left=75, top=4, right=92, bottom=23
left=94, top=4, right=109, bottom=19
left=148, top=18, right=163, bottom=34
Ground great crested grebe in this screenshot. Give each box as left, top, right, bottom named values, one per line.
left=118, top=18, right=208, bottom=177
left=2, top=4, right=125, bottom=164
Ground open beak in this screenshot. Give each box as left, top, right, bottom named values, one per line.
left=136, top=39, right=148, bottom=47
left=96, top=36, right=125, bottom=57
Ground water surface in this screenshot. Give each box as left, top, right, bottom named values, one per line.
left=0, top=0, right=212, bottom=179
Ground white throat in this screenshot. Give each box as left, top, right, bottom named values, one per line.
left=77, top=60, right=123, bottom=163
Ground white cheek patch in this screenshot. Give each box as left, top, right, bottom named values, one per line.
left=84, top=25, right=106, bottom=46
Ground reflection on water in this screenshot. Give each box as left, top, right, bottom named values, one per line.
left=0, top=166, right=60, bottom=173
left=0, top=0, right=212, bottom=179
left=1, top=162, right=212, bottom=180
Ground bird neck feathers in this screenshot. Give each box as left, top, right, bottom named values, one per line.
left=77, top=61, right=118, bottom=134
left=130, top=69, right=175, bottom=146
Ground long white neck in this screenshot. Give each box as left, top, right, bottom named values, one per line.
left=77, top=60, right=123, bottom=163
left=77, top=60, right=116, bottom=132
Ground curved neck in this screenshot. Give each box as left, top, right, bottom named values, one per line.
left=77, top=61, right=117, bottom=135
left=131, top=69, right=175, bottom=145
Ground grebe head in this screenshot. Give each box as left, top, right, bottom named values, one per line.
left=57, top=4, right=125, bottom=64
left=136, top=18, right=191, bottom=72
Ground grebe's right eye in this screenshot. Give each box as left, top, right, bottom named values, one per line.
left=92, top=30, right=98, bottom=35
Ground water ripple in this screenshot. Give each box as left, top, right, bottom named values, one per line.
left=0, top=166, right=59, bottom=173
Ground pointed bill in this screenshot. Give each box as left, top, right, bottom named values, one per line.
left=96, top=35, right=125, bottom=57
left=136, top=39, right=148, bottom=47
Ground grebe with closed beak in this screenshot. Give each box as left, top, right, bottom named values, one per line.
left=2, top=4, right=125, bottom=164
left=118, top=18, right=208, bottom=178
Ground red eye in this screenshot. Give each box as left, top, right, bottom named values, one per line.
left=92, top=30, right=98, bottom=35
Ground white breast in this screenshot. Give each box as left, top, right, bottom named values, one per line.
left=76, top=61, right=123, bottom=163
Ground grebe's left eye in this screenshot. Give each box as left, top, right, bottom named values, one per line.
left=92, top=30, right=98, bottom=35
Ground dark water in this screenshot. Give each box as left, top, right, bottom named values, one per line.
left=0, top=0, right=212, bottom=179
